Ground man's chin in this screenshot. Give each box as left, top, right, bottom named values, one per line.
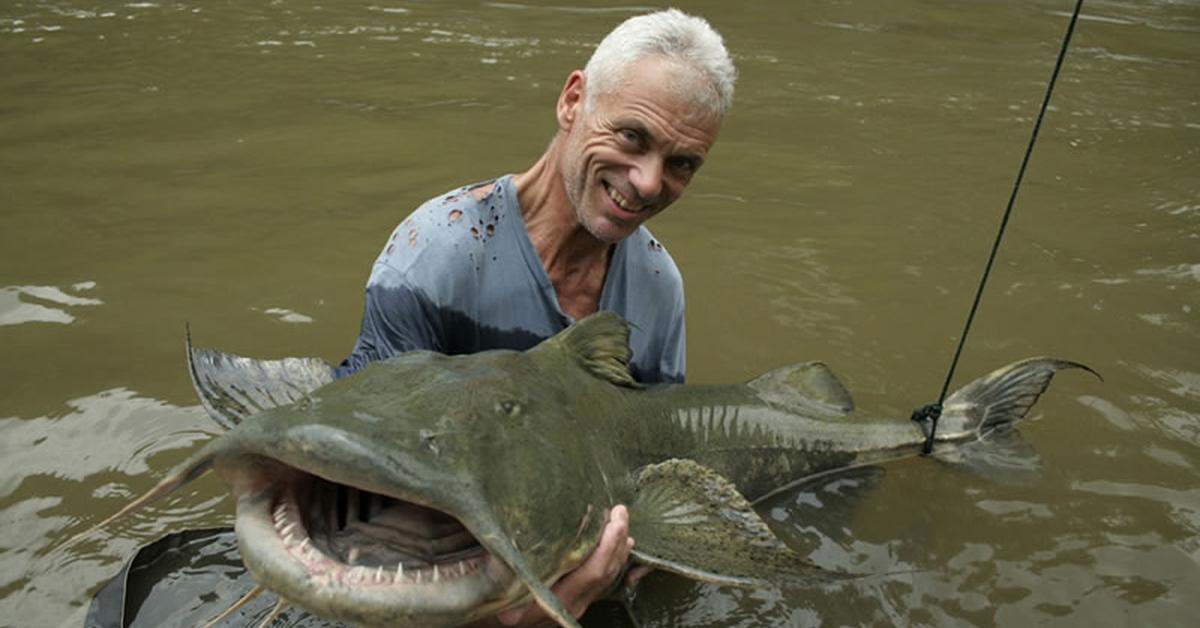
left=572, top=205, right=630, bottom=244
left=582, top=215, right=634, bottom=244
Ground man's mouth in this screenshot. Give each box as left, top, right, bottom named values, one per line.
left=603, top=181, right=647, bottom=215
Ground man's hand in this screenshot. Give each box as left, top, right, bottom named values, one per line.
left=496, top=504, right=652, bottom=626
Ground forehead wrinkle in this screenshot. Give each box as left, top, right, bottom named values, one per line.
left=620, top=102, right=716, bottom=158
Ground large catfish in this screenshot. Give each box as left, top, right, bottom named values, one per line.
left=86, top=312, right=1095, bottom=627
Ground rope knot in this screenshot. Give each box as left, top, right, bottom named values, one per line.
left=910, top=403, right=943, bottom=455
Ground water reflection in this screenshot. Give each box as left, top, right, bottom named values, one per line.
left=255, top=307, right=315, bottom=324
left=0, top=388, right=221, bottom=627
left=0, top=282, right=101, bottom=327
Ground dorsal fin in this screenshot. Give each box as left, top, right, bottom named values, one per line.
left=538, top=311, right=641, bottom=388
left=186, top=326, right=334, bottom=429
left=748, top=361, right=854, bottom=417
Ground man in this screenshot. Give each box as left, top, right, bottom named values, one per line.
left=336, top=9, right=735, bottom=625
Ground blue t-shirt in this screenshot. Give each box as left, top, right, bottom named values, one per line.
left=336, top=175, right=685, bottom=383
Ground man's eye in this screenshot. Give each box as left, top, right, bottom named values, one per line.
left=618, top=129, right=641, bottom=145
left=668, top=157, right=697, bottom=176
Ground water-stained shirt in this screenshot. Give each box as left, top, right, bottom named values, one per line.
left=335, top=175, right=685, bottom=383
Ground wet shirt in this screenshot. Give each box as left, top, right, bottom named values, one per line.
left=335, top=175, right=685, bottom=383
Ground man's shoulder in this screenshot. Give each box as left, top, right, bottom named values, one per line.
left=371, top=177, right=514, bottom=277
left=398, top=178, right=508, bottom=243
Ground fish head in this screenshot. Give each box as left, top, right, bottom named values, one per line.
left=200, top=340, right=617, bottom=627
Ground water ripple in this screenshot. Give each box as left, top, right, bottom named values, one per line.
left=0, top=282, right=102, bottom=327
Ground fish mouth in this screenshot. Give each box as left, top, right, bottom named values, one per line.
left=223, top=456, right=513, bottom=626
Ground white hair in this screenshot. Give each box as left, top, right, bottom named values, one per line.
left=583, top=9, right=736, bottom=118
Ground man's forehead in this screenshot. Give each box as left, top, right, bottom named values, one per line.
left=615, top=58, right=711, bottom=100
left=592, top=57, right=720, bottom=141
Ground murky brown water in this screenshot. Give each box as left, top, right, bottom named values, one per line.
left=2, top=0, right=1197, bottom=626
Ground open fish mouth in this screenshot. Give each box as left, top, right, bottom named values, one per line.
left=224, top=456, right=512, bottom=625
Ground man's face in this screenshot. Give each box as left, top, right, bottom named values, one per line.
left=557, top=56, right=721, bottom=243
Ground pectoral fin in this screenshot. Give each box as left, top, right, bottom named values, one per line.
left=628, top=458, right=853, bottom=589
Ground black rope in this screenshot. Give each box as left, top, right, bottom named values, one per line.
left=914, top=0, right=1085, bottom=455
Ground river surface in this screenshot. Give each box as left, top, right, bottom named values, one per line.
left=1, top=0, right=1197, bottom=626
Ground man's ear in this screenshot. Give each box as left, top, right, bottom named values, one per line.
left=556, top=70, right=586, bottom=131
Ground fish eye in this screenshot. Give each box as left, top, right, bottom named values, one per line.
left=494, top=399, right=522, bottom=417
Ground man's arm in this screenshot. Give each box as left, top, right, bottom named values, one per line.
left=334, top=277, right=444, bottom=378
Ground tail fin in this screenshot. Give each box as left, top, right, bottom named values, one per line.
left=931, top=358, right=1100, bottom=482
left=937, top=358, right=1100, bottom=440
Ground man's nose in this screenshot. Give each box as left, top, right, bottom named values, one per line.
left=628, top=155, right=664, bottom=201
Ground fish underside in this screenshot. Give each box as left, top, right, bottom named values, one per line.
left=83, top=312, right=1097, bottom=627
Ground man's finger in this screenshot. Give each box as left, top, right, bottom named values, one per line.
left=626, top=565, right=654, bottom=587
left=580, top=507, right=627, bottom=575
left=496, top=604, right=527, bottom=626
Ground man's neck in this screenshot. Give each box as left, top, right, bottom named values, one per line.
left=513, top=147, right=612, bottom=320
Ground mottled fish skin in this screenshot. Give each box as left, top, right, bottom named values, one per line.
left=105, top=312, right=1091, bottom=628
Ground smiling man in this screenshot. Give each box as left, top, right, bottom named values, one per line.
left=335, top=9, right=735, bottom=625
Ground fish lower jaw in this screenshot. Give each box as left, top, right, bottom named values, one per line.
left=230, top=470, right=513, bottom=626
left=264, top=495, right=490, bottom=587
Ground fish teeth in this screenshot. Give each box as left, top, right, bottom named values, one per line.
left=347, top=547, right=361, bottom=565
left=395, top=562, right=404, bottom=582
left=375, top=566, right=385, bottom=584
left=433, top=564, right=440, bottom=581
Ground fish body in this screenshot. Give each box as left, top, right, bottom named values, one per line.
left=99, top=313, right=1094, bottom=627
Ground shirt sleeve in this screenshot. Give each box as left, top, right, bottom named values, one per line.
left=333, top=264, right=444, bottom=379
left=333, top=195, right=480, bottom=378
